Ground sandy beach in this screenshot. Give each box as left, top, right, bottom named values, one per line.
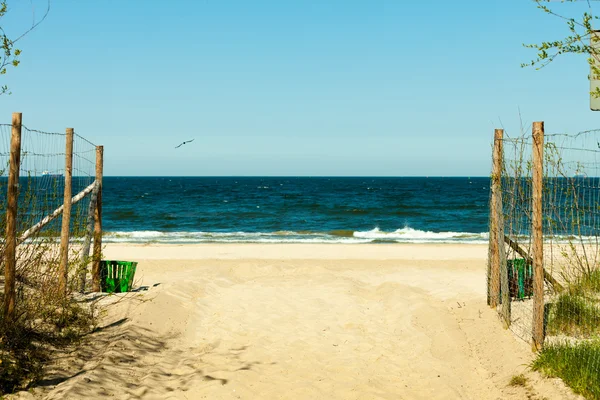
left=15, top=243, right=581, bottom=400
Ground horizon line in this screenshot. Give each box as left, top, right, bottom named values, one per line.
left=100, top=175, right=491, bottom=178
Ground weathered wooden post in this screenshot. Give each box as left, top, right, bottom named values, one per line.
left=58, top=128, right=74, bottom=295
left=495, top=129, right=510, bottom=328
left=92, top=145, right=103, bottom=292
left=4, top=112, right=22, bottom=320
left=489, top=129, right=502, bottom=308
left=78, top=180, right=100, bottom=293
left=499, top=208, right=510, bottom=328
left=532, top=121, right=545, bottom=351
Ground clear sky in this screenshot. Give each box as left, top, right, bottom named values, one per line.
left=0, top=0, right=598, bottom=176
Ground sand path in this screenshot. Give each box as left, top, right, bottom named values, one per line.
left=14, top=244, right=581, bottom=400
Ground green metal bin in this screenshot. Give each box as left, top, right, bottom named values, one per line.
left=507, top=258, right=533, bottom=300
left=100, top=260, right=137, bottom=293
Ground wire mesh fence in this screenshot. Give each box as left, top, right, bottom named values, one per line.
left=0, top=114, right=102, bottom=393
left=0, top=125, right=97, bottom=237
left=490, top=123, right=600, bottom=398
left=0, top=119, right=99, bottom=322
left=498, top=131, right=535, bottom=342
left=0, top=125, right=96, bottom=229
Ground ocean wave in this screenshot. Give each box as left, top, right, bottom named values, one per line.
left=103, top=228, right=490, bottom=244
left=353, top=227, right=489, bottom=242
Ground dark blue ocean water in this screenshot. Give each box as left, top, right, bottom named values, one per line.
left=100, top=177, right=491, bottom=243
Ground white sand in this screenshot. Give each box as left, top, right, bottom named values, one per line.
left=13, top=244, right=582, bottom=400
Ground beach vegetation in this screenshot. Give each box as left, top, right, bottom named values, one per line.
left=522, top=0, right=600, bottom=99
left=546, top=292, right=600, bottom=337
left=568, top=268, right=600, bottom=297
left=532, top=340, right=600, bottom=399
left=0, top=0, right=49, bottom=95
left=0, top=252, right=97, bottom=394
left=539, top=263, right=600, bottom=398
left=0, top=296, right=95, bottom=393
left=508, top=374, right=528, bottom=387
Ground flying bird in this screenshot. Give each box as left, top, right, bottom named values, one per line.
left=175, top=139, right=195, bottom=149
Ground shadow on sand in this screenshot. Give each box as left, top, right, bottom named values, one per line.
left=27, top=316, right=265, bottom=399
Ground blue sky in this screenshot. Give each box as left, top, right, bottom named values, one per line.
left=0, top=0, right=598, bottom=176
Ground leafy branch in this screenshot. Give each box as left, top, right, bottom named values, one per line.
left=0, top=0, right=49, bottom=95
left=522, top=0, right=600, bottom=97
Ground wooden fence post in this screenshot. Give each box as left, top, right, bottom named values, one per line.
left=78, top=181, right=99, bottom=293
left=92, top=145, right=103, bottom=292
left=4, top=112, right=22, bottom=320
left=489, top=129, right=502, bottom=308
left=58, top=128, right=74, bottom=295
left=532, top=121, right=545, bottom=351
left=496, top=129, right=511, bottom=328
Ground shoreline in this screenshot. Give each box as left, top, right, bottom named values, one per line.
left=103, top=242, right=489, bottom=260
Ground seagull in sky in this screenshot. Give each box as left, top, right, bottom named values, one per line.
left=175, top=139, right=195, bottom=149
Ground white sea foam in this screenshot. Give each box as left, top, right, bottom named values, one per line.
left=103, top=228, right=490, bottom=244
left=353, top=227, right=489, bottom=242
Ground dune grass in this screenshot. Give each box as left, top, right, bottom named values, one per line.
left=532, top=340, right=600, bottom=400
left=567, top=269, right=600, bottom=297
left=0, top=291, right=95, bottom=394
left=535, top=267, right=600, bottom=399
left=508, top=374, right=528, bottom=387
left=546, top=293, right=600, bottom=337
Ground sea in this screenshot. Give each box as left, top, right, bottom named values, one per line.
left=100, top=177, right=490, bottom=244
